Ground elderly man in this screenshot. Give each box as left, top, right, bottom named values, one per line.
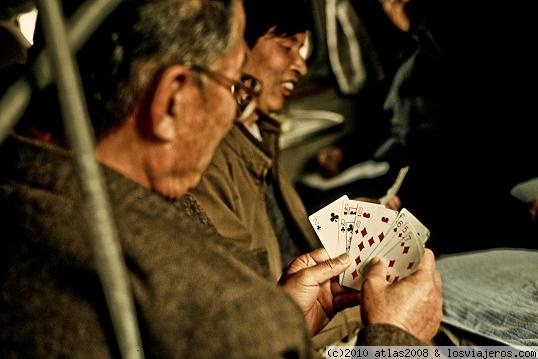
left=0, top=0, right=441, bottom=357
left=190, top=0, right=402, bottom=348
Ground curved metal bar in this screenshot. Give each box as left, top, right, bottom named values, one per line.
left=0, top=76, right=32, bottom=142
left=34, top=1, right=143, bottom=358
left=0, top=0, right=123, bottom=142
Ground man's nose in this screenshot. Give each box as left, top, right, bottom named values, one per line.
left=292, top=53, right=308, bottom=77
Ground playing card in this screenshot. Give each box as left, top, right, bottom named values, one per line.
left=377, top=208, right=429, bottom=263
left=308, top=195, right=348, bottom=257
left=400, top=208, right=430, bottom=245
left=366, top=208, right=426, bottom=262
left=343, top=220, right=424, bottom=289
left=310, top=196, right=430, bottom=290
left=341, top=202, right=398, bottom=289
left=335, top=199, right=362, bottom=257
left=381, top=228, right=423, bottom=283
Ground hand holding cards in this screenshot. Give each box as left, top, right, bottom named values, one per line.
left=308, top=196, right=430, bottom=290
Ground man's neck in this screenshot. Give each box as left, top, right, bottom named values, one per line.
left=95, top=125, right=151, bottom=190
left=242, top=111, right=260, bottom=127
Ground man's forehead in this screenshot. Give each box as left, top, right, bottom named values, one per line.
left=288, top=33, right=307, bottom=43
left=266, top=31, right=307, bottom=43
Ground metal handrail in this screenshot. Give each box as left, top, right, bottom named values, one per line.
left=1, top=1, right=144, bottom=357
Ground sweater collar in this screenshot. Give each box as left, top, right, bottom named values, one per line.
left=0, top=134, right=209, bottom=223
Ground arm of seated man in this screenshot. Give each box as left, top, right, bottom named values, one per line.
left=278, top=248, right=442, bottom=344
left=359, top=249, right=442, bottom=344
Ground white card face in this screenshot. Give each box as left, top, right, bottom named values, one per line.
left=308, top=195, right=348, bottom=257
left=341, top=203, right=398, bottom=289
left=381, top=230, right=423, bottom=283
left=365, top=208, right=415, bottom=262
left=342, top=229, right=423, bottom=290
left=336, top=199, right=364, bottom=257
left=399, top=208, right=430, bottom=244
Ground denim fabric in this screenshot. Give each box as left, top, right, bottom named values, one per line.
left=437, top=249, right=538, bottom=347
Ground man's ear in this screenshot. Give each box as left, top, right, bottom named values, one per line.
left=149, top=65, right=190, bottom=141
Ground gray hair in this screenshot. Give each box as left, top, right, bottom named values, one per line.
left=78, top=0, right=240, bottom=137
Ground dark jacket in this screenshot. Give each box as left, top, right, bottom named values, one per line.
left=0, top=135, right=310, bottom=358
left=0, top=135, right=423, bottom=358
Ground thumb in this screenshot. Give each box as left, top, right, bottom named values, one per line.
left=303, top=253, right=351, bottom=285
left=363, top=257, right=389, bottom=286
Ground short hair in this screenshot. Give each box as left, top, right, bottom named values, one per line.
left=243, top=0, right=310, bottom=48
left=21, top=0, right=240, bottom=138
left=83, top=0, right=241, bottom=137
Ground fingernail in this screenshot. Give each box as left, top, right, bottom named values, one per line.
left=337, top=252, right=350, bottom=263
left=369, top=257, right=380, bottom=265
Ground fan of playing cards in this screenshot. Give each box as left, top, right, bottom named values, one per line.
left=308, top=195, right=430, bottom=290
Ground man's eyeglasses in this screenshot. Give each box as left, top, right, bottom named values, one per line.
left=189, top=64, right=262, bottom=122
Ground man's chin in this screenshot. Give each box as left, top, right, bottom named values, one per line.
left=186, top=172, right=204, bottom=191
left=188, top=156, right=214, bottom=188
left=260, top=98, right=285, bottom=115
left=263, top=106, right=284, bottom=116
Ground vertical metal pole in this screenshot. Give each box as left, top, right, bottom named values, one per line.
left=35, top=1, right=143, bottom=358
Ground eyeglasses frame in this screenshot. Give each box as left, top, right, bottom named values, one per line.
left=188, top=64, right=262, bottom=122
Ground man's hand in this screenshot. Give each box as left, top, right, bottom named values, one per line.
left=317, top=146, right=343, bottom=178
left=279, top=249, right=361, bottom=335
left=383, top=195, right=401, bottom=211
left=529, top=197, right=538, bottom=222
left=360, top=249, right=442, bottom=342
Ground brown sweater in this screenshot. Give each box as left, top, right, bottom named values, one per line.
left=0, top=135, right=422, bottom=358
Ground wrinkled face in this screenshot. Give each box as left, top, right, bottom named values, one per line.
left=96, top=2, right=248, bottom=199
left=161, top=3, right=247, bottom=196
left=242, top=30, right=307, bottom=114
